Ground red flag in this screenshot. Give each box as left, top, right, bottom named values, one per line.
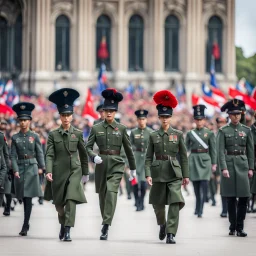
left=82, top=89, right=99, bottom=123
left=0, top=104, right=15, bottom=115
left=192, top=93, right=200, bottom=105
left=97, top=36, right=109, bottom=60
left=212, top=42, right=220, bottom=60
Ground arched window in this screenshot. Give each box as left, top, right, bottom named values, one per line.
left=129, top=15, right=144, bottom=71
left=0, top=17, right=8, bottom=71
left=165, top=15, right=179, bottom=71
left=96, top=15, right=111, bottom=70
left=206, top=16, right=223, bottom=72
left=14, top=14, right=22, bottom=71
left=55, top=15, right=70, bottom=71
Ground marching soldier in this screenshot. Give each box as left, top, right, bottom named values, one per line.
left=44, top=88, right=89, bottom=242
left=218, top=99, right=254, bottom=237
left=145, top=90, right=189, bottom=244
left=86, top=88, right=136, bottom=240
left=0, top=120, right=11, bottom=215
left=11, top=102, right=45, bottom=236
left=216, top=116, right=228, bottom=217
left=130, top=109, right=153, bottom=211
left=94, top=104, right=105, bottom=125
left=0, top=128, right=7, bottom=204
left=186, top=105, right=217, bottom=218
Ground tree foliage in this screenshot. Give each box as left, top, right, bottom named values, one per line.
left=236, top=47, right=256, bottom=86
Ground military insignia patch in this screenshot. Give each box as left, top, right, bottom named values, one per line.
left=163, top=107, right=167, bottom=111
left=114, top=127, right=119, bottom=131
left=169, top=135, right=173, bottom=141
left=29, top=136, right=34, bottom=143
left=239, top=131, right=246, bottom=137
left=71, top=134, right=76, bottom=138
left=140, top=110, right=144, bottom=115
left=64, top=104, right=69, bottom=108
left=63, top=91, right=68, bottom=97
left=173, top=135, right=178, bottom=142
left=20, top=105, right=26, bottom=110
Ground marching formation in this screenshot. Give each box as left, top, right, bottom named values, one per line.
left=0, top=87, right=255, bottom=245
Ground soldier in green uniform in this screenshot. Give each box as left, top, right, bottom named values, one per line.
left=0, top=131, right=7, bottom=204
left=145, top=90, right=189, bottom=244
left=11, top=102, right=45, bottom=236
left=130, top=109, right=153, bottom=211
left=86, top=88, right=136, bottom=240
left=186, top=105, right=217, bottom=218
left=218, top=99, right=254, bottom=237
left=216, top=116, right=228, bottom=217
left=249, top=111, right=256, bottom=212
left=44, top=88, right=89, bottom=242
left=94, top=104, right=105, bottom=125
left=0, top=120, right=11, bottom=216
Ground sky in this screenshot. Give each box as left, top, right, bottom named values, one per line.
left=235, top=0, right=256, bottom=57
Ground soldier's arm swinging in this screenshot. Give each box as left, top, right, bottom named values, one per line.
left=35, top=135, right=45, bottom=169
left=145, top=135, right=154, bottom=185
left=209, top=132, right=217, bottom=169
left=0, top=150, right=7, bottom=188
left=77, top=132, right=89, bottom=176
left=246, top=130, right=254, bottom=171
left=45, top=132, right=54, bottom=181
left=11, top=138, right=19, bottom=176
left=122, top=128, right=136, bottom=170
left=85, top=127, right=98, bottom=162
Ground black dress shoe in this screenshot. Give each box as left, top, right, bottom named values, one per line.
left=19, top=224, right=29, bottom=236
left=229, top=230, right=235, bottom=236
left=194, top=210, right=198, bottom=215
left=159, top=224, right=166, bottom=240
left=63, top=226, right=72, bottom=242
left=198, top=214, right=202, bottom=218
left=3, top=206, right=10, bottom=216
left=38, top=197, right=44, bottom=205
left=246, top=209, right=252, bottom=213
left=59, top=224, right=65, bottom=240
left=220, top=213, right=227, bottom=218
left=100, top=224, right=109, bottom=240
left=236, top=230, right=247, bottom=237
left=166, top=233, right=176, bottom=244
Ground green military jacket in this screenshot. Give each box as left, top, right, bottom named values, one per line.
left=250, top=122, right=256, bottom=194
left=186, top=127, right=216, bottom=181
left=145, top=126, right=188, bottom=182
left=44, top=125, right=88, bottom=205
left=86, top=120, right=136, bottom=193
left=11, top=130, right=45, bottom=199
left=218, top=122, right=254, bottom=197
left=0, top=132, right=9, bottom=193
left=93, top=118, right=104, bottom=125
left=130, top=126, right=153, bottom=182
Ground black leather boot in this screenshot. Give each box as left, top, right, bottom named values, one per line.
left=166, top=233, right=176, bottom=244
left=229, top=230, right=235, bottom=236
left=3, top=205, right=10, bottom=216
left=63, top=226, right=72, bottom=242
left=100, top=224, right=109, bottom=240
left=38, top=197, right=44, bottom=205
left=236, top=230, right=247, bottom=237
left=19, top=224, right=30, bottom=236
left=159, top=224, right=166, bottom=240
left=59, top=224, right=65, bottom=240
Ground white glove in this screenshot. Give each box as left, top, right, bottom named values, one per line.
left=94, top=155, right=103, bottom=164
left=82, top=175, right=89, bottom=183
left=129, top=170, right=136, bottom=181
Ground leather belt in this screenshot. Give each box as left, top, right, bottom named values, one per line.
left=135, top=148, right=144, bottom=152
left=191, top=149, right=209, bottom=153
left=226, top=151, right=245, bottom=155
left=100, top=150, right=120, bottom=155
left=18, top=155, right=35, bottom=160
left=155, top=155, right=177, bottom=161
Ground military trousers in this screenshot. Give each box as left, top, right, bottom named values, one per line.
left=209, top=177, right=217, bottom=205
left=55, top=200, right=76, bottom=227
left=221, top=196, right=228, bottom=215
left=227, top=197, right=248, bottom=231
left=133, top=181, right=147, bottom=210
left=193, top=180, right=208, bottom=216
left=99, top=190, right=118, bottom=225
left=153, top=203, right=179, bottom=235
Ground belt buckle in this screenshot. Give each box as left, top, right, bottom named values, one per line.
left=24, top=154, right=28, bottom=159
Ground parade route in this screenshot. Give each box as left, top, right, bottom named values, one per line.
left=0, top=183, right=255, bottom=256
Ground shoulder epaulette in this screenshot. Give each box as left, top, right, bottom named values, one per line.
left=73, top=127, right=82, bottom=133
left=172, top=128, right=183, bottom=135
left=118, top=123, right=127, bottom=129
left=241, top=124, right=251, bottom=130
left=12, top=133, right=19, bottom=139
left=219, top=124, right=230, bottom=131
left=151, top=130, right=159, bottom=134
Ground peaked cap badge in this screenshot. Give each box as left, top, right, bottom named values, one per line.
left=20, top=105, right=26, bottom=110
left=63, top=91, right=68, bottom=97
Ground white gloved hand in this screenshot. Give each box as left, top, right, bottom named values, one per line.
left=94, top=155, right=103, bottom=164
left=82, top=175, right=89, bottom=183
left=129, top=170, right=136, bottom=180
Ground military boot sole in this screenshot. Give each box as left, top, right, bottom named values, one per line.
left=100, top=235, right=108, bottom=240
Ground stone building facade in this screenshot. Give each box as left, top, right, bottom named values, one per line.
left=0, top=0, right=236, bottom=103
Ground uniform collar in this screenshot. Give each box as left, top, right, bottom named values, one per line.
left=158, top=126, right=173, bottom=136
left=229, top=122, right=241, bottom=129
left=58, top=125, right=74, bottom=135
left=103, top=119, right=118, bottom=129
left=19, top=130, right=31, bottom=137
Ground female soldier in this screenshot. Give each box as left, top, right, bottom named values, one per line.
left=186, top=105, right=217, bottom=218
left=86, top=88, right=136, bottom=240
left=11, top=102, right=45, bottom=236
left=44, top=88, right=89, bottom=242
left=145, top=90, right=189, bottom=244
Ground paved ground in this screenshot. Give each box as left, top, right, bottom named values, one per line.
left=0, top=183, right=255, bottom=256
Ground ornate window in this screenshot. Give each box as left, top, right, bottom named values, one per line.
left=129, top=15, right=144, bottom=71
left=96, top=15, right=111, bottom=70
left=55, top=15, right=70, bottom=71
left=0, top=15, right=22, bottom=72
left=165, top=15, right=179, bottom=71
left=206, top=16, right=223, bottom=72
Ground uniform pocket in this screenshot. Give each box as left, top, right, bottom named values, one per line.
left=96, top=133, right=105, bottom=146
left=171, top=160, right=182, bottom=178
left=55, top=140, right=63, bottom=151
left=239, top=136, right=247, bottom=146
left=153, top=140, right=161, bottom=153
left=69, top=138, right=78, bottom=152
left=151, top=161, right=160, bottom=178
left=225, top=134, right=234, bottom=146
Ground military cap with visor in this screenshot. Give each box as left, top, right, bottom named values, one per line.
left=134, top=109, right=148, bottom=118
left=221, top=99, right=245, bottom=114
left=102, top=88, right=123, bottom=111
left=12, top=102, right=35, bottom=120
left=96, top=104, right=104, bottom=112
left=193, top=104, right=207, bottom=119
left=48, top=88, right=80, bottom=114
left=153, top=90, right=178, bottom=116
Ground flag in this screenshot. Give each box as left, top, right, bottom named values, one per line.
left=82, top=89, right=99, bottom=125
left=176, top=83, right=186, bottom=102
left=0, top=80, right=4, bottom=95
left=191, top=93, right=216, bottom=117
left=212, top=42, right=220, bottom=60
left=0, top=103, right=15, bottom=115
left=97, top=36, right=109, bottom=60
left=4, top=80, right=14, bottom=93
left=229, top=87, right=256, bottom=110
left=202, top=82, right=226, bottom=106
left=210, top=57, right=218, bottom=88
left=96, top=63, right=107, bottom=95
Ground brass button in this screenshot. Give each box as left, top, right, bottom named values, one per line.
left=235, top=137, right=237, bottom=139
left=235, top=129, right=237, bottom=132
left=164, top=150, right=166, bottom=152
